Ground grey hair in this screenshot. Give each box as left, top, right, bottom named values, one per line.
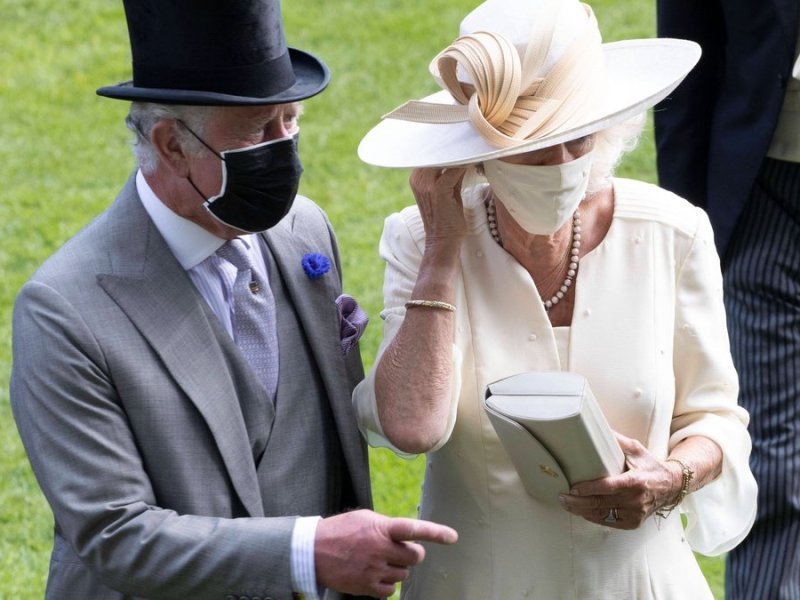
left=586, top=112, right=647, bottom=194
left=125, top=103, right=218, bottom=175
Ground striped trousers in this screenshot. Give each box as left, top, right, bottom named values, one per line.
left=725, top=158, right=800, bottom=600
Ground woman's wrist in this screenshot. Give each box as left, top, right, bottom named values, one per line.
left=423, top=235, right=464, bottom=263
left=656, top=458, right=695, bottom=518
left=414, top=249, right=460, bottom=302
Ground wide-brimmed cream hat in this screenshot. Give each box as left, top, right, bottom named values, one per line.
left=358, top=0, right=700, bottom=168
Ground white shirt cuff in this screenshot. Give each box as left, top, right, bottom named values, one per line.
left=290, top=516, right=322, bottom=600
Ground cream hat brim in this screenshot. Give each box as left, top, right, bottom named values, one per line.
left=358, top=38, right=700, bottom=168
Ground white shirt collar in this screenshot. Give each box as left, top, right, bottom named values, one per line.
left=136, top=169, right=227, bottom=270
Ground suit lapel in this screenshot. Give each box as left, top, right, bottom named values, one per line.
left=262, top=212, right=370, bottom=502
left=96, top=181, right=266, bottom=517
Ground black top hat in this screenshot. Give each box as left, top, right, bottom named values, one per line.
left=97, top=0, right=329, bottom=105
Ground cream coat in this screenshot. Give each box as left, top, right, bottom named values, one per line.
left=354, top=178, right=757, bottom=599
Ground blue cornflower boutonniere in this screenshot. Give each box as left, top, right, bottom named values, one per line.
left=302, top=252, right=331, bottom=279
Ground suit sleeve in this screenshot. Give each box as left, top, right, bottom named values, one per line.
left=654, top=0, right=725, bottom=207
left=10, top=279, right=299, bottom=599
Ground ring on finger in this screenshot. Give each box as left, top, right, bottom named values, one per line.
left=604, top=507, right=619, bottom=523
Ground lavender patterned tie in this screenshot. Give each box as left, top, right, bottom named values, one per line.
left=216, top=238, right=279, bottom=400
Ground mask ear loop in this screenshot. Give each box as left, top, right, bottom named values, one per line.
left=176, top=120, right=224, bottom=159
left=185, top=176, right=211, bottom=203
left=174, top=120, right=227, bottom=203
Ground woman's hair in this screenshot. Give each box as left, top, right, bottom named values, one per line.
left=587, top=112, right=647, bottom=194
left=125, top=103, right=218, bottom=175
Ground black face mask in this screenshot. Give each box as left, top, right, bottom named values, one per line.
left=183, top=124, right=304, bottom=233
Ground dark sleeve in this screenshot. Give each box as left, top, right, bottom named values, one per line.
left=653, top=0, right=726, bottom=209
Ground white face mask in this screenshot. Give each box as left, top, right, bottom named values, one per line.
left=482, top=149, right=594, bottom=235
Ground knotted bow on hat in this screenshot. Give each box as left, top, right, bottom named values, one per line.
left=357, top=0, right=701, bottom=168
left=384, top=1, right=606, bottom=149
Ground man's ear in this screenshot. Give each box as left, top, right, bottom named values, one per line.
left=150, top=119, right=191, bottom=177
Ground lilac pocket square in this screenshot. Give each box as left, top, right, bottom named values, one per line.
left=335, top=294, right=368, bottom=355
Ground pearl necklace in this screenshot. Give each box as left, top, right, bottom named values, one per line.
left=486, top=198, right=582, bottom=311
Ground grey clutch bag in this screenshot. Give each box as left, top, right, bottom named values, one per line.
left=484, top=371, right=625, bottom=505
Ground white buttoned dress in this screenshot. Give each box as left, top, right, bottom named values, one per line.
left=353, top=178, right=757, bottom=599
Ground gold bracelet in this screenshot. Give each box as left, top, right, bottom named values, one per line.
left=404, top=299, right=456, bottom=312
left=655, top=458, right=694, bottom=519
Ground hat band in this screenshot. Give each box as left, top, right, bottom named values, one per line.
left=383, top=2, right=607, bottom=150
left=132, top=51, right=296, bottom=98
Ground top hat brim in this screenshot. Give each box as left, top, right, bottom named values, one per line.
left=96, top=48, right=329, bottom=105
left=358, top=39, right=700, bottom=168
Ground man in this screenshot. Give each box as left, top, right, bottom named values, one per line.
left=10, top=1, right=456, bottom=599
left=654, top=1, right=800, bottom=597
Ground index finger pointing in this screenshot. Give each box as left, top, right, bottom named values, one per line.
left=387, top=518, right=458, bottom=545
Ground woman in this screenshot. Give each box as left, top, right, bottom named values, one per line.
left=353, top=0, right=758, bottom=598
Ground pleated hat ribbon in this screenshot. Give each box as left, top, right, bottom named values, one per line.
left=383, top=1, right=607, bottom=150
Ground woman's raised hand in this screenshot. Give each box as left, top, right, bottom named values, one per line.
left=410, top=167, right=468, bottom=250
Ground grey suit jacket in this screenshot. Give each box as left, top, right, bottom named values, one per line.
left=10, top=175, right=371, bottom=600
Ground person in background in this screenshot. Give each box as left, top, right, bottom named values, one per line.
left=654, top=1, right=800, bottom=597
left=10, top=1, right=456, bottom=598
left=352, top=0, right=758, bottom=597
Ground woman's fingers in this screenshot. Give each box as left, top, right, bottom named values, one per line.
left=410, top=166, right=469, bottom=243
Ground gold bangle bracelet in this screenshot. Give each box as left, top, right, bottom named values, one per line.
left=655, top=458, right=695, bottom=519
left=404, top=299, right=456, bottom=312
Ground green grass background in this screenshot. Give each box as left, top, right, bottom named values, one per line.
left=0, top=0, right=724, bottom=597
